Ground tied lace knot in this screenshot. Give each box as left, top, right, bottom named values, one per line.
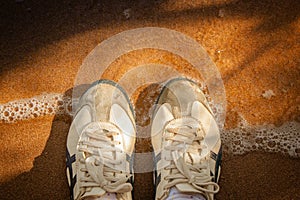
left=78, top=122, right=132, bottom=197
left=188, top=175, right=196, bottom=184
left=161, top=117, right=220, bottom=199
left=84, top=156, right=132, bottom=193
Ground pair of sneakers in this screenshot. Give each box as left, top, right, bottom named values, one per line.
left=66, top=78, right=222, bottom=200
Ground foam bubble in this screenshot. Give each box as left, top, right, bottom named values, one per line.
left=222, top=117, right=300, bottom=157
left=0, top=93, right=72, bottom=123
left=0, top=93, right=298, bottom=158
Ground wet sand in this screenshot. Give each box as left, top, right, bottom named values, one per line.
left=0, top=0, right=300, bottom=199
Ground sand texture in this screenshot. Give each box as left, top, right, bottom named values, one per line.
left=0, top=0, right=299, bottom=199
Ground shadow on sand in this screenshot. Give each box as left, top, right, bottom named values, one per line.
left=1, top=82, right=300, bottom=199
left=0, top=83, right=161, bottom=199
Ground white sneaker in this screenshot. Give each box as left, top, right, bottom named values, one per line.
left=66, top=80, right=136, bottom=200
left=151, top=78, right=221, bottom=200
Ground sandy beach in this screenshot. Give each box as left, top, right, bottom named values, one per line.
left=0, top=0, right=299, bottom=199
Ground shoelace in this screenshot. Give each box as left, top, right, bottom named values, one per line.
left=161, top=118, right=219, bottom=200
left=78, top=122, right=132, bottom=195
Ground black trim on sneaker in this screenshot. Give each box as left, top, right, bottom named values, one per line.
left=155, top=173, right=162, bottom=189
left=214, top=145, right=222, bottom=183
left=153, top=152, right=162, bottom=187
left=210, top=151, right=217, bottom=161
left=66, top=149, right=76, bottom=200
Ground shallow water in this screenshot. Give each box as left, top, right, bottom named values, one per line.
left=222, top=118, right=299, bottom=157
left=0, top=93, right=72, bottom=123
left=1, top=0, right=300, bottom=198
left=1, top=93, right=298, bottom=158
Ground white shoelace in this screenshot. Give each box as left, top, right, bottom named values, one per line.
left=78, top=122, right=132, bottom=195
left=161, top=118, right=219, bottom=200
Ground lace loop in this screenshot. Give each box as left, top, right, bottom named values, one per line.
left=78, top=122, right=132, bottom=196
left=162, top=117, right=219, bottom=198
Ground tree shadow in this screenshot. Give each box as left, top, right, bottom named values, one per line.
left=223, top=41, right=277, bottom=82
left=1, top=0, right=300, bottom=195
left=1, top=0, right=299, bottom=74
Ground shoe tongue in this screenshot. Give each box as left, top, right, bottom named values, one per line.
left=81, top=187, right=106, bottom=199
left=175, top=183, right=204, bottom=194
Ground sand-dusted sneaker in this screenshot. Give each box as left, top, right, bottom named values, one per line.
left=151, top=78, right=222, bottom=200
left=66, top=80, right=136, bottom=200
